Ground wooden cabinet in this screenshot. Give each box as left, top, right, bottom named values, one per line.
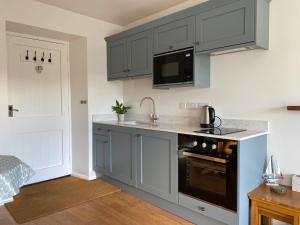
left=93, top=134, right=109, bottom=174
left=127, top=30, right=153, bottom=77
left=154, top=16, right=195, bottom=54
left=107, top=39, right=127, bottom=80
left=107, top=30, right=153, bottom=80
left=136, top=130, right=178, bottom=203
left=195, top=1, right=255, bottom=53
left=93, top=124, right=178, bottom=203
left=106, top=127, right=137, bottom=186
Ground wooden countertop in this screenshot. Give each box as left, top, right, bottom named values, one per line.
left=248, top=184, right=300, bottom=211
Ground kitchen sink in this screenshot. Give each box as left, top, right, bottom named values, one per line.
left=120, top=121, right=151, bottom=125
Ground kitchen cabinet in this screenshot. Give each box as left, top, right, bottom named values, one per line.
left=195, top=0, right=255, bottom=53
left=93, top=123, right=267, bottom=225
left=107, top=39, right=127, bottom=80
left=93, top=134, right=109, bottom=174
left=93, top=124, right=178, bottom=203
left=127, top=30, right=153, bottom=77
left=107, top=30, right=153, bottom=81
left=154, top=16, right=195, bottom=54
left=136, top=130, right=178, bottom=203
left=106, top=0, right=269, bottom=63
left=106, top=127, right=137, bottom=186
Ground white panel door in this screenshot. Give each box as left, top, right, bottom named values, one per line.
left=7, top=34, right=71, bottom=184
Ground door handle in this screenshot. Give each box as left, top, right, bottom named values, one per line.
left=198, top=206, right=206, bottom=212
left=8, top=105, right=19, bottom=117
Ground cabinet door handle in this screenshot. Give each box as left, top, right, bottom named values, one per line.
left=197, top=206, right=206, bottom=212
left=103, top=141, right=108, bottom=144
left=195, top=41, right=200, bottom=46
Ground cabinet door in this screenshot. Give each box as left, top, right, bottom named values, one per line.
left=195, top=1, right=255, bottom=53
left=127, top=30, right=153, bottom=77
left=107, top=127, right=136, bottom=186
left=93, top=134, right=109, bottom=174
left=136, top=130, right=178, bottom=203
left=107, top=39, right=128, bottom=80
left=154, top=16, right=195, bottom=54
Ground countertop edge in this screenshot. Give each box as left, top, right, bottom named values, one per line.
left=93, top=121, right=268, bottom=141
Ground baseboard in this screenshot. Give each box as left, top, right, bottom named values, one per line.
left=71, top=172, right=90, bottom=180
left=0, top=198, right=13, bottom=206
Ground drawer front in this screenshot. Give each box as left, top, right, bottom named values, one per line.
left=154, top=16, right=195, bottom=54
left=93, top=124, right=109, bottom=136
left=179, top=193, right=237, bottom=225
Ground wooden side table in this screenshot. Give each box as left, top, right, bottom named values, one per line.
left=248, top=184, right=300, bottom=225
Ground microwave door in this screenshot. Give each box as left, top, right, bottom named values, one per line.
left=153, top=49, right=194, bottom=86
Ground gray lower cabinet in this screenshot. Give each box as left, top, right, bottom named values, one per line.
left=107, top=38, right=127, bottom=80
left=106, top=127, right=137, bottom=186
left=195, top=1, right=255, bottom=52
left=93, top=134, right=109, bottom=174
left=154, top=16, right=195, bottom=54
left=136, top=130, right=178, bottom=203
left=107, top=30, right=153, bottom=81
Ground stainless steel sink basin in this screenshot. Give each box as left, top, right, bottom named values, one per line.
left=120, top=121, right=151, bottom=125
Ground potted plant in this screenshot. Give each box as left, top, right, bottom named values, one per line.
left=112, top=100, right=131, bottom=122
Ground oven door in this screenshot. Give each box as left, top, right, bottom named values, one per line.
left=179, top=151, right=237, bottom=211
left=153, top=48, right=194, bottom=87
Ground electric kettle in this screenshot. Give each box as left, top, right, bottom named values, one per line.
left=200, top=105, right=216, bottom=128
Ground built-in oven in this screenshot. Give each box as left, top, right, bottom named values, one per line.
left=178, top=134, right=237, bottom=211
left=153, top=48, right=194, bottom=88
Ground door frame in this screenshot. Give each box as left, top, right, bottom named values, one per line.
left=6, top=31, right=72, bottom=179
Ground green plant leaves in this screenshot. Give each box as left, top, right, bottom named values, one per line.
left=112, top=100, right=131, bottom=114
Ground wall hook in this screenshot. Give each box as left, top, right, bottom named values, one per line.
left=33, top=51, right=37, bottom=61
left=41, top=52, right=45, bottom=62
left=25, top=50, right=29, bottom=60
left=48, top=53, right=52, bottom=63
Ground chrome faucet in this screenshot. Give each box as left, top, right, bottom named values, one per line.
left=140, top=97, right=159, bottom=124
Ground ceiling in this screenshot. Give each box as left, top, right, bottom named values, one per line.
left=34, top=0, right=190, bottom=26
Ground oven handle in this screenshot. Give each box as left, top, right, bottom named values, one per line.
left=182, top=151, right=228, bottom=164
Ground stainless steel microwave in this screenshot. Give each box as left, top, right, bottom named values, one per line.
left=153, top=48, right=194, bottom=88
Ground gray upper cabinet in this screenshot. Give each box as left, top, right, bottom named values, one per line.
left=136, top=130, right=178, bottom=203
left=107, top=39, right=127, bottom=80
left=195, top=1, right=255, bottom=53
left=93, top=134, right=109, bottom=174
left=107, top=30, right=153, bottom=81
left=107, top=127, right=137, bottom=186
left=154, top=16, right=195, bottom=54
left=127, top=30, right=153, bottom=77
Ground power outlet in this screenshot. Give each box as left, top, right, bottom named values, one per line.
left=179, top=102, right=208, bottom=110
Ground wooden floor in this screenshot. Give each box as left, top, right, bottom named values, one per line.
left=0, top=191, right=194, bottom=225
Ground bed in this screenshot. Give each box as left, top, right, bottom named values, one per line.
left=0, top=155, right=34, bottom=203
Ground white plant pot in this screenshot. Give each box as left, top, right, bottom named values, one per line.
left=117, top=114, right=125, bottom=122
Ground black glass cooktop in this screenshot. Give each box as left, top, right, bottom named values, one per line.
left=194, top=128, right=246, bottom=135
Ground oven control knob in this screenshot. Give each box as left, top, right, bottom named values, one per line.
left=202, top=143, right=207, bottom=148
left=212, top=144, right=217, bottom=150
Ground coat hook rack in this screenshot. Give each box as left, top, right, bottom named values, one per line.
left=25, top=50, right=29, bottom=60
left=48, top=53, right=52, bottom=63
left=41, top=52, right=45, bottom=62
left=33, top=51, right=37, bottom=61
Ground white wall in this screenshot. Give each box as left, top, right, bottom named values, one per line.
left=0, top=0, right=123, bottom=179
left=122, top=0, right=300, bottom=182
left=69, top=37, right=89, bottom=177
